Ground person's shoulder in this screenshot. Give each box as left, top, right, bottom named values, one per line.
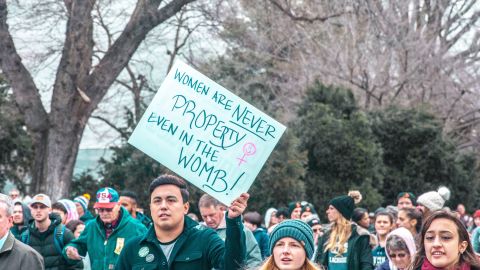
left=352, top=223, right=371, bottom=237
left=375, top=260, right=390, bottom=270
left=13, top=239, right=41, bottom=256
left=123, top=234, right=145, bottom=248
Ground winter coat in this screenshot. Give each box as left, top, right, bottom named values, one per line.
left=0, top=231, right=44, bottom=270
left=211, top=215, right=263, bottom=268
left=136, top=211, right=152, bottom=228
left=79, top=210, right=95, bottom=223
left=315, top=223, right=373, bottom=270
left=376, top=260, right=390, bottom=270
left=21, top=213, right=81, bottom=270
left=472, top=227, right=480, bottom=253
left=252, top=227, right=270, bottom=259
left=115, top=215, right=247, bottom=270
left=63, top=207, right=147, bottom=270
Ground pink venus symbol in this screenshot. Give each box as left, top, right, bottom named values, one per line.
left=237, top=142, right=256, bottom=166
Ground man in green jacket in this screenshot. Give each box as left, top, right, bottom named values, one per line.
left=63, top=187, right=147, bottom=270
left=115, top=174, right=248, bottom=270
left=118, top=190, right=152, bottom=228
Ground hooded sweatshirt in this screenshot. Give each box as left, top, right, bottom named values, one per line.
left=382, top=227, right=416, bottom=270
left=264, top=208, right=277, bottom=229
left=10, top=201, right=33, bottom=240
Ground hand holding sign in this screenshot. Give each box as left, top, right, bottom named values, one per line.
left=227, top=193, right=249, bottom=219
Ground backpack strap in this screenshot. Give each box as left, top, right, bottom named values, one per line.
left=53, top=224, right=65, bottom=254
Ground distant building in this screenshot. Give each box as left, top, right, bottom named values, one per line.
left=74, top=148, right=113, bottom=179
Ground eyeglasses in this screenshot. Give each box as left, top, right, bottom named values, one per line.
left=388, top=252, right=407, bottom=259
left=97, top=208, right=113, bottom=213
left=312, top=228, right=322, bottom=233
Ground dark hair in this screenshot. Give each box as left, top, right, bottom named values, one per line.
left=396, top=192, right=416, bottom=205
left=375, top=210, right=394, bottom=224
left=66, top=219, right=85, bottom=235
left=399, top=208, right=422, bottom=233
left=275, top=207, right=289, bottom=219
left=52, top=202, right=67, bottom=214
left=198, top=194, right=224, bottom=209
left=352, top=208, right=368, bottom=224
left=149, top=174, right=189, bottom=203
left=120, top=190, right=138, bottom=202
left=244, top=211, right=262, bottom=227
left=386, top=235, right=408, bottom=253
left=410, top=210, right=480, bottom=269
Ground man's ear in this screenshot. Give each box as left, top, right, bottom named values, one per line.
left=183, top=202, right=190, bottom=214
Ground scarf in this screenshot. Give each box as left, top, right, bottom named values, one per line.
left=421, top=258, right=471, bottom=270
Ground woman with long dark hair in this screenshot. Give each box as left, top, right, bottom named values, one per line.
left=409, top=210, right=480, bottom=270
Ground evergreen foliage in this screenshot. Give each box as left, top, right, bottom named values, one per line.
left=370, top=106, right=479, bottom=210
left=295, top=81, right=385, bottom=212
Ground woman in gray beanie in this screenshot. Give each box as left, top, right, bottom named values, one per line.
left=314, top=191, right=374, bottom=270
left=258, top=219, right=319, bottom=270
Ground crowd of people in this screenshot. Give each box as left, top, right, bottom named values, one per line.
left=0, top=176, right=479, bottom=270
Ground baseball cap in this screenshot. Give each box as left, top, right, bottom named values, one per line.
left=30, top=194, right=52, bottom=208
left=94, top=187, right=119, bottom=209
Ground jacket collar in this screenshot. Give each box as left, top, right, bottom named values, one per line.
left=0, top=231, right=15, bottom=254
left=141, top=215, right=199, bottom=243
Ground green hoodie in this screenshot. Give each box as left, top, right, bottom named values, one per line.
left=115, top=215, right=246, bottom=270
left=63, top=207, right=147, bottom=270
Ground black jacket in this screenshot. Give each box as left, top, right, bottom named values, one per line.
left=22, top=213, right=82, bottom=270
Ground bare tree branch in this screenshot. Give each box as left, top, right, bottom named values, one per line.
left=0, top=0, right=48, bottom=132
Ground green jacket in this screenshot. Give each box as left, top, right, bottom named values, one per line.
left=79, top=210, right=95, bottom=223
left=212, top=220, right=262, bottom=268
left=314, top=223, right=373, bottom=270
left=10, top=224, right=28, bottom=240
left=63, top=207, right=147, bottom=270
left=136, top=211, right=152, bottom=228
left=115, top=215, right=246, bottom=270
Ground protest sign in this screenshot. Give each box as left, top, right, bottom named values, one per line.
left=128, top=60, right=286, bottom=205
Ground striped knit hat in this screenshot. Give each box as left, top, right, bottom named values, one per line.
left=269, top=219, right=315, bottom=258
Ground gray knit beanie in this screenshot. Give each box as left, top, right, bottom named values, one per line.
left=269, top=219, right=314, bottom=258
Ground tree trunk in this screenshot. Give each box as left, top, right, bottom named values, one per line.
left=40, top=120, right=86, bottom=200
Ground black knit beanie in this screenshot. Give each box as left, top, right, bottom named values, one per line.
left=329, top=195, right=355, bottom=220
